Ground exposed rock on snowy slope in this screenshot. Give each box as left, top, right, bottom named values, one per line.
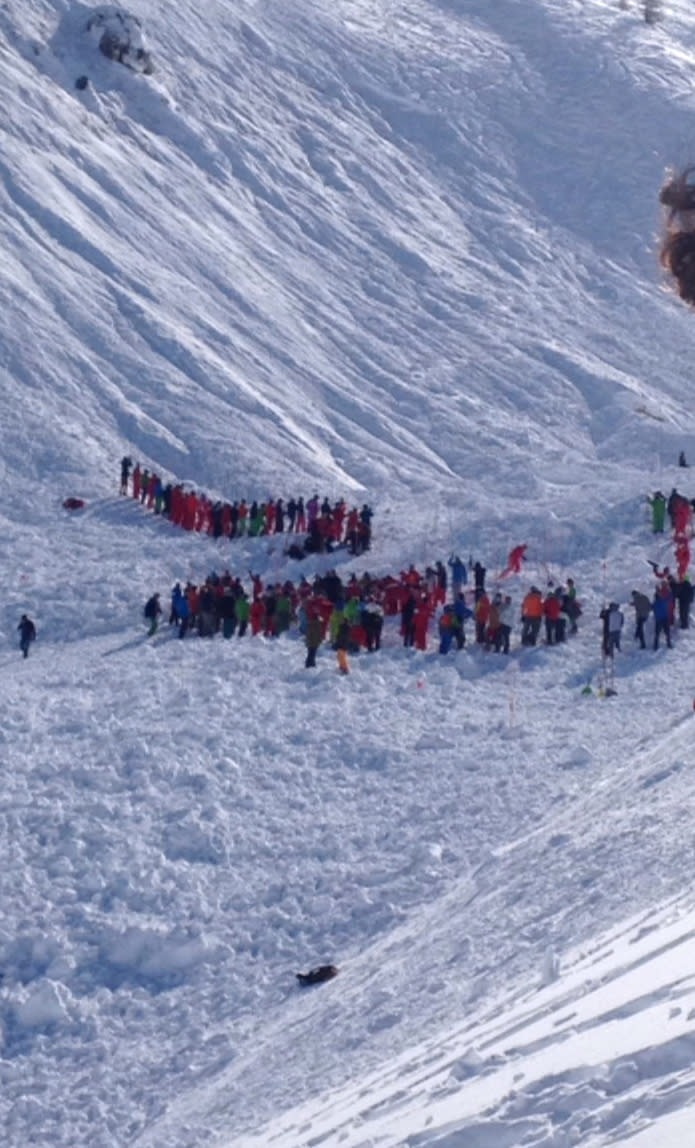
left=86, top=6, right=154, bottom=74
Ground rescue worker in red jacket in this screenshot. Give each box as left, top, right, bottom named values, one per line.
left=249, top=597, right=265, bottom=636
left=500, top=543, right=527, bottom=579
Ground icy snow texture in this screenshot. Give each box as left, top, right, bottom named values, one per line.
left=1, top=0, right=695, bottom=1146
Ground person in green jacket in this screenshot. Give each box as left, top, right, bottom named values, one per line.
left=274, top=593, right=292, bottom=634
left=647, top=490, right=666, bottom=533
left=248, top=502, right=264, bottom=537
left=235, top=592, right=250, bottom=637
left=343, top=596, right=361, bottom=625
left=329, top=604, right=345, bottom=644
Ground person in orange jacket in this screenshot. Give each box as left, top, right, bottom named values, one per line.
left=486, top=594, right=502, bottom=649
left=186, top=583, right=200, bottom=630
left=438, top=605, right=456, bottom=654
left=521, top=586, right=543, bottom=646
left=543, top=590, right=561, bottom=645
left=474, top=591, right=490, bottom=644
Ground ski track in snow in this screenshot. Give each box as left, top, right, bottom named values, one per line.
left=2, top=0, right=695, bottom=1146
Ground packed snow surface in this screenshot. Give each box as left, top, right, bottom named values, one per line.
left=2, top=0, right=695, bottom=1145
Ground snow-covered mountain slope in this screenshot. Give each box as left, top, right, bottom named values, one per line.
left=2, top=1, right=695, bottom=1146
left=231, top=890, right=695, bottom=1148
left=3, top=0, right=695, bottom=524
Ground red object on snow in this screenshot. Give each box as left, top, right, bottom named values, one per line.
left=62, top=498, right=85, bottom=510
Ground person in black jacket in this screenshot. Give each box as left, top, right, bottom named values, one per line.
left=18, top=614, right=36, bottom=658
left=143, top=593, right=161, bottom=637
left=674, top=577, right=694, bottom=629
left=296, top=964, right=338, bottom=986
left=217, top=588, right=237, bottom=638
left=473, top=560, right=487, bottom=600
left=361, top=599, right=384, bottom=652
left=120, top=455, right=133, bottom=495
left=630, top=589, right=651, bottom=649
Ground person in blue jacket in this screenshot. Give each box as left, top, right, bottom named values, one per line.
left=652, top=588, right=673, bottom=650
left=448, top=555, right=468, bottom=598
left=176, top=594, right=190, bottom=639
left=453, top=593, right=473, bottom=649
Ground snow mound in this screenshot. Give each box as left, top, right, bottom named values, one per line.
left=86, top=6, right=154, bottom=74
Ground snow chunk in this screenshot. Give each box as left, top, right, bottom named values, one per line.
left=541, top=945, right=561, bottom=986
left=449, top=1045, right=485, bottom=1081
left=559, top=744, right=592, bottom=770
left=13, top=979, right=70, bottom=1030
left=97, top=925, right=211, bottom=989
left=162, top=814, right=228, bottom=865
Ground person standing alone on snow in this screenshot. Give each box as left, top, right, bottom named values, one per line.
left=18, top=614, right=36, bottom=658
left=143, top=593, right=162, bottom=637
left=120, top=456, right=133, bottom=495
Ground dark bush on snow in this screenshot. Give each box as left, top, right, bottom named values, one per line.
left=659, top=167, right=695, bottom=309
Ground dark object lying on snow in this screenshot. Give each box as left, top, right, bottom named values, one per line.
left=296, top=964, right=338, bottom=987
left=63, top=497, right=85, bottom=510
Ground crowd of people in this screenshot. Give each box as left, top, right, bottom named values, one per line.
left=140, top=555, right=586, bottom=674
left=140, top=544, right=693, bottom=673
left=607, top=566, right=694, bottom=656
left=627, top=481, right=695, bottom=653
left=119, top=457, right=373, bottom=558
left=118, top=462, right=695, bottom=670
left=18, top=460, right=695, bottom=668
